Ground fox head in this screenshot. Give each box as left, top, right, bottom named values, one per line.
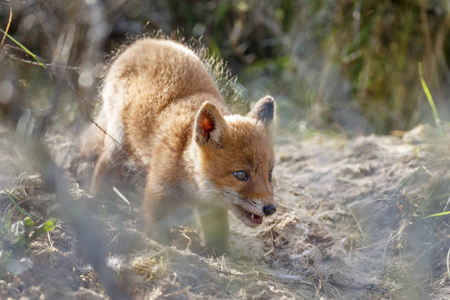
left=192, top=96, right=276, bottom=227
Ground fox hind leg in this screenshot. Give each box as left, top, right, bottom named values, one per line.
left=142, top=182, right=173, bottom=245
left=90, top=113, right=125, bottom=196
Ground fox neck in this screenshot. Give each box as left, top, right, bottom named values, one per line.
left=182, top=137, right=222, bottom=203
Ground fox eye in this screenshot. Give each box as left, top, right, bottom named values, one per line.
left=269, top=170, right=273, bottom=182
left=233, top=170, right=249, bottom=181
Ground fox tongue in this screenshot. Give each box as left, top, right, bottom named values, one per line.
left=246, top=211, right=263, bottom=224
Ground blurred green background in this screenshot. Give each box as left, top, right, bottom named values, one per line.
left=1, top=0, right=450, bottom=135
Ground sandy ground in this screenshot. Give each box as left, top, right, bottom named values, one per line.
left=0, top=124, right=449, bottom=299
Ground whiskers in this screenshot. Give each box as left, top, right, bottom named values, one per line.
left=221, top=187, right=262, bottom=213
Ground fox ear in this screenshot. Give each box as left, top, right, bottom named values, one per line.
left=248, top=96, right=275, bottom=131
left=194, top=102, right=228, bottom=146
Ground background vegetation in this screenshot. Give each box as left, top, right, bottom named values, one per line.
left=2, top=0, right=450, bottom=134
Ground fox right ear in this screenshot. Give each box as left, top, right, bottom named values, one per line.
left=247, top=96, right=275, bottom=131
left=194, top=102, right=229, bottom=146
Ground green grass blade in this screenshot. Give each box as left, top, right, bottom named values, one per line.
left=5, top=210, right=12, bottom=229
left=117, top=261, right=123, bottom=279
left=2, top=188, right=39, bottom=219
left=423, top=211, right=450, bottom=219
left=418, top=62, right=442, bottom=137
left=0, top=28, right=46, bottom=68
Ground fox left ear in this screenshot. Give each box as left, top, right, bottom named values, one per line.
left=248, top=96, right=275, bottom=131
left=194, top=102, right=229, bottom=146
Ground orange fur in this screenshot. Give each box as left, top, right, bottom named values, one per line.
left=86, top=38, right=276, bottom=254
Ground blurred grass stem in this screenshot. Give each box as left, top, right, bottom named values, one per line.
left=418, top=62, right=443, bottom=138
left=0, top=28, right=46, bottom=68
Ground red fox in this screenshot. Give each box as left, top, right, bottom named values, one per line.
left=85, top=38, right=276, bottom=254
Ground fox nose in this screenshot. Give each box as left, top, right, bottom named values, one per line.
left=263, top=204, right=276, bottom=216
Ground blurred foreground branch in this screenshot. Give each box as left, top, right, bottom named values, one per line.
left=0, top=0, right=128, bottom=298
left=3, top=68, right=129, bottom=300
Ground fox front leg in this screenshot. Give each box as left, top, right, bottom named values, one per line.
left=197, top=205, right=229, bottom=256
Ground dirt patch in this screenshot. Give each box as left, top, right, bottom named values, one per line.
left=1, top=125, right=448, bottom=299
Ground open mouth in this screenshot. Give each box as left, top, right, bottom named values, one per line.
left=230, top=204, right=264, bottom=227
left=245, top=211, right=263, bottom=224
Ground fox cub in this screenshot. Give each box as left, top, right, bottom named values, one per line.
left=86, top=38, right=276, bottom=254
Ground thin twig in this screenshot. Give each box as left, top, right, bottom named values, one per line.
left=1, top=3, right=12, bottom=45
left=180, top=231, right=192, bottom=250
left=67, top=80, right=147, bottom=168
left=447, top=248, right=450, bottom=282
left=0, top=29, right=46, bottom=68
left=443, top=195, right=450, bottom=213
left=422, top=166, right=435, bottom=180
left=1, top=44, right=83, bottom=70
left=161, top=286, right=191, bottom=298
left=260, top=218, right=282, bottom=261
left=1, top=51, right=45, bottom=67
left=66, top=82, right=121, bottom=145
left=113, top=187, right=131, bottom=213
left=351, top=212, right=365, bottom=238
